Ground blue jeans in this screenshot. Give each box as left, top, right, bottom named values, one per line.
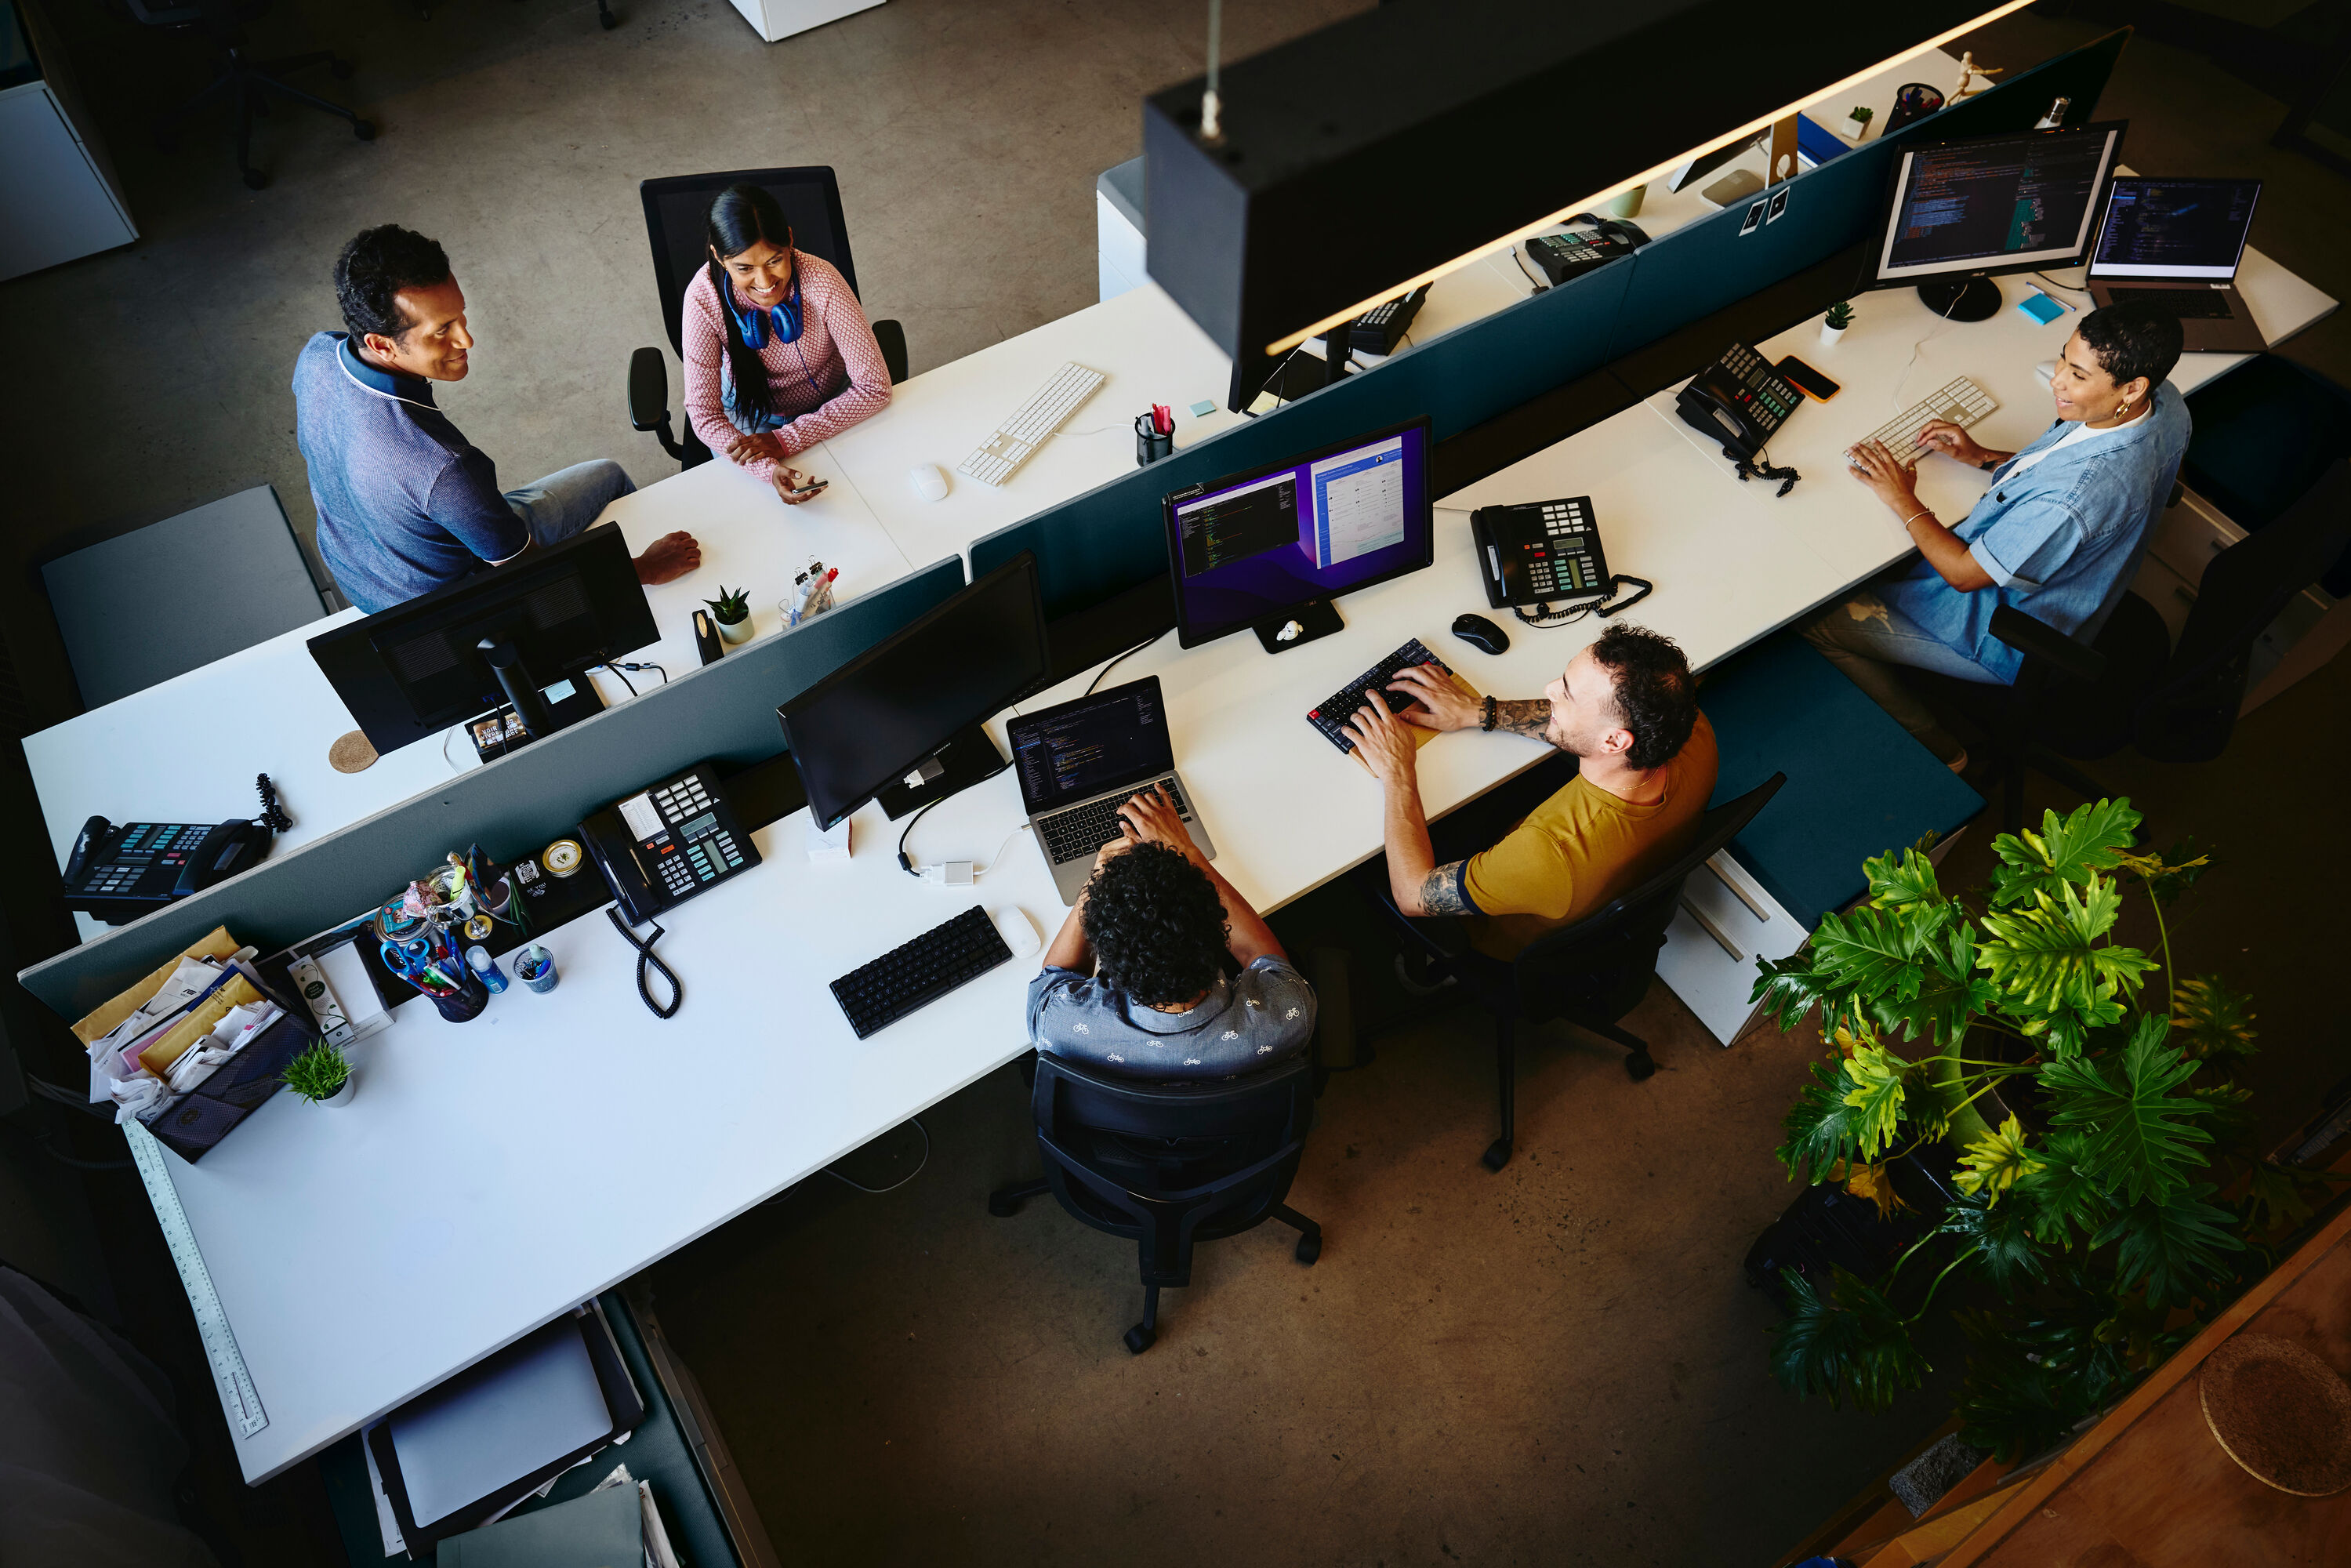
left=503, top=459, right=637, bottom=548
left=1798, top=590, right=2001, bottom=765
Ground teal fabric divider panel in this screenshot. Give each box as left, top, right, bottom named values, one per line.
left=1699, top=630, right=1983, bottom=930
left=972, top=258, right=1637, bottom=619
left=17, top=560, right=967, bottom=1020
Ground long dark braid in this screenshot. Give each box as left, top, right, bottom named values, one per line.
left=706, top=184, right=792, bottom=427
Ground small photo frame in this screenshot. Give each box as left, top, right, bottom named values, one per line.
left=1739, top=199, right=1767, bottom=237
left=1766, top=187, right=1790, bottom=224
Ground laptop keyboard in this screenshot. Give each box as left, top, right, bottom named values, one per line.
left=1038, top=778, right=1194, bottom=866
left=1307, top=639, right=1457, bottom=753
left=2111, top=287, right=2235, bottom=320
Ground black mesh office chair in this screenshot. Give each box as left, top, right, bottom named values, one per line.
left=626, top=168, right=909, bottom=471
left=1366, top=774, right=1784, bottom=1172
left=988, top=1052, right=1322, bottom=1355
left=125, top=0, right=373, bottom=191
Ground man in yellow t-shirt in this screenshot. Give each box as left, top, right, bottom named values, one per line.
left=1344, top=623, right=1718, bottom=964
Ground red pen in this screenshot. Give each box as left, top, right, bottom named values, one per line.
left=1153, top=404, right=1172, bottom=435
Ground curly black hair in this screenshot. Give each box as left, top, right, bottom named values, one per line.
left=334, top=225, right=451, bottom=344
left=2077, top=302, right=2183, bottom=392
left=1589, top=622, right=1697, bottom=771
left=1081, top=842, right=1230, bottom=1007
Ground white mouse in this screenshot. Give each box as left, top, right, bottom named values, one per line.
left=909, top=464, right=949, bottom=503
left=992, top=906, right=1040, bottom=959
left=2034, top=358, right=2059, bottom=386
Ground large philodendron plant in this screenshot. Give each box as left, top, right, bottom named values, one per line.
left=1749, top=798, right=2337, bottom=1461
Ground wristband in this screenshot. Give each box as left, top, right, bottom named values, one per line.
left=1481, top=696, right=1497, bottom=732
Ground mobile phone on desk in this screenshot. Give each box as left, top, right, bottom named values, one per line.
left=1776, top=354, right=1841, bottom=403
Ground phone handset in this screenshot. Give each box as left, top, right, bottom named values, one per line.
left=1674, top=343, right=1805, bottom=495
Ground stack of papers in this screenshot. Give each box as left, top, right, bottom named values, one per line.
left=77, top=933, right=274, bottom=1125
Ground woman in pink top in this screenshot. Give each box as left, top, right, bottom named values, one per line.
left=683, top=185, right=892, bottom=505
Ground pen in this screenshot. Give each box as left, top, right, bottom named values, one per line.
left=1153, top=404, right=1172, bottom=435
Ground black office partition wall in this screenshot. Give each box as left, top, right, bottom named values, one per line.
left=17, top=560, right=967, bottom=1021
left=974, top=29, right=2128, bottom=624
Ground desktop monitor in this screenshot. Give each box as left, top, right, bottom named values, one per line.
left=777, top=552, right=1049, bottom=829
left=308, top=522, right=658, bottom=757
left=1865, top=122, right=2124, bottom=322
left=1162, top=418, right=1433, bottom=649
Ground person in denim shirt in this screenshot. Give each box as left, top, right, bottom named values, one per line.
left=1801, top=303, right=2190, bottom=768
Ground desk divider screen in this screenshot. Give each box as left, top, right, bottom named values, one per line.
left=17, top=560, right=969, bottom=1021
left=974, top=31, right=2124, bottom=622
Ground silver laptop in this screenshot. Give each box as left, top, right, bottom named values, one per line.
left=2085, top=176, right=2267, bottom=353
left=1007, top=675, right=1215, bottom=906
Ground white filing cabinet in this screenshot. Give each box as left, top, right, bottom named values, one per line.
left=2127, top=485, right=2348, bottom=713
left=724, top=0, right=883, bottom=44
left=0, top=0, right=136, bottom=282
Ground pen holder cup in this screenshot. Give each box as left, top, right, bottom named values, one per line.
left=1135, top=415, right=1174, bottom=466
left=432, top=970, right=492, bottom=1023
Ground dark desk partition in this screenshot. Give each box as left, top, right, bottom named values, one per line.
left=19, top=560, right=967, bottom=1020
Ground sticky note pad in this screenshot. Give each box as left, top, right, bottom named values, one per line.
left=1188, top=400, right=1217, bottom=418
left=2018, top=292, right=2066, bottom=326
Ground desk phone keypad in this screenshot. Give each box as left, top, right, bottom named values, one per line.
left=1527, top=499, right=1602, bottom=597
left=642, top=771, right=746, bottom=899
left=1718, top=343, right=1801, bottom=430
left=77, top=823, right=205, bottom=897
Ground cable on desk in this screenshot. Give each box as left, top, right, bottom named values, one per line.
left=2031, top=270, right=2092, bottom=299
left=1512, top=249, right=1548, bottom=294
left=253, top=772, right=293, bottom=833
left=973, top=822, right=1030, bottom=881
left=820, top=1117, right=931, bottom=1195
left=1085, top=629, right=1166, bottom=695
left=607, top=907, right=682, bottom=1018
left=601, top=663, right=637, bottom=697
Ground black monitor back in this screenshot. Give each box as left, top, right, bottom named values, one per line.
left=640, top=168, right=860, bottom=358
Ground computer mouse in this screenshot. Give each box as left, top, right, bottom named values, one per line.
left=2034, top=359, right=2059, bottom=387
left=909, top=464, right=949, bottom=503
left=1451, top=613, right=1509, bottom=655
left=993, top=906, right=1041, bottom=959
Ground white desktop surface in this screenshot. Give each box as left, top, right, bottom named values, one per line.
left=25, top=132, right=2338, bottom=1484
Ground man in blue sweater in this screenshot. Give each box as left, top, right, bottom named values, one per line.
left=292, top=225, right=699, bottom=613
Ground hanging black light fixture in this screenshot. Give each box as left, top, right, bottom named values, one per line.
left=1143, top=0, right=2038, bottom=367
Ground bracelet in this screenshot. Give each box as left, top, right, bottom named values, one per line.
left=1481, top=695, right=1497, bottom=732
left=1901, top=507, right=1935, bottom=528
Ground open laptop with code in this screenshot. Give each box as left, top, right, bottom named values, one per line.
left=1007, top=675, right=1217, bottom=906
left=2086, top=176, right=2266, bottom=353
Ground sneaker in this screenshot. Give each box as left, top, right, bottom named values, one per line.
left=1394, top=950, right=1457, bottom=997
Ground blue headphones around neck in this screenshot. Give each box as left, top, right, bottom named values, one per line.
left=726, top=259, right=803, bottom=350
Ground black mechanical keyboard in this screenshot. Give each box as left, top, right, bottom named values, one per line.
left=2111, top=287, right=2234, bottom=320
left=829, top=905, right=1016, bottom=1040
left=1305, top=638, right=1457, bottom=754
left=1038, top=777, right=1194, bottom=866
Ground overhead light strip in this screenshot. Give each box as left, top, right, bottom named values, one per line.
left=1261, top=0, right=2039, bottom=357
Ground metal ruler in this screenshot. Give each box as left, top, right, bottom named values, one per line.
left=124, top=1120, right=268, bottom=1436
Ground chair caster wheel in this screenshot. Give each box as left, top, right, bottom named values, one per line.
left=1481, top=1138, right=1512, bottom=1172
left=330, top=57, right=355, bottom=79
left=986, top=1194, right=1022, bottom=1218
left=1626, top=1052, right=1657, bottom=1082
left=242, top=168, right=267, bottom=191
left=1123, top=1324, right=1155, bottom=1355
left=354, top=119, right=377, bottom=142
left=1295, top=1233, right=1321, bottom=1265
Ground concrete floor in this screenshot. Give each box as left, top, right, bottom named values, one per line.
left=6, top=3, right=2349, bottom=1565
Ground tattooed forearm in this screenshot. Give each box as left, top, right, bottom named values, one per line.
left=1415, top=862, right=1471, bottom=916
left=1493, top=700, right=1551, bottom=740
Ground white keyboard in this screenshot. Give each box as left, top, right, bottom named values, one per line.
left=1850, top=376, right=1998, bottom=468
left=956, top=361, right=1105, bottom=487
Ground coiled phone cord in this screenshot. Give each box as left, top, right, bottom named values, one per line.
left=607, top=907, right=683, bottom=1018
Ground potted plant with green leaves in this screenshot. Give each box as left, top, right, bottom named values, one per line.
left=1820, top=300, right=1856, bottom=347
left=281, top=1040, right=354, bottom=1108
left=1841, top=103, right=1874, bottom=140
left=706, top=586, right=753, bottom=645
left=1751, top=799, right=2339, bottom=1464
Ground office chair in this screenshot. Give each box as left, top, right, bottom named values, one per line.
left=2180, top=354, right=2351, bottom=600
left=1364, top=773, right=1785, bottom=1172
left=124, top=0, right=374, bottom=191
left=988, top=1052, right=1322, bottom=1355
left=627, top=168, right=909, bottom=470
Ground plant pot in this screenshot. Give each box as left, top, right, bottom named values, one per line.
left=319, top=1075, right=356, bottom=1109
left=1841, top=115, right=1870, bottom=141
left=1819, top=323, right=1849, bottom=349
left=1605, top=184, right=1646, bottom=220
left=717, top=613, right=753, bottom=644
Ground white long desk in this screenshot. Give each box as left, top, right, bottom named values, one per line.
left=24, top=198, right=2335, bottom=1486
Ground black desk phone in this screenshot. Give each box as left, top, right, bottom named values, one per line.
left=1675, top=343, right=1802, bottom=463
left=579, top=761, right=761, bottom=924
left=63, top=818, right=271, bottom=924
left=1523, top=215, right=1650, bottom=287
left=1470, top=496, right=1655, bottom=622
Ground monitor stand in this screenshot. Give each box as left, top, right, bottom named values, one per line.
left=1252, top=597, right=1344, bottom=655
left=463, top=681, right=603, bottom=763
left=1916, top=276, right=2003, bottom=323
left=876, top=723, right=1007, bottom=821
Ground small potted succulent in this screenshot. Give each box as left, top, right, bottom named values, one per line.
left=1841, top=103, right=1874, bottom=140
left=705, top=585, right=753, bottom=644
left=1820, top=299, right=1855, bottom=347
left=281, top=1040, right=354, bottom=1108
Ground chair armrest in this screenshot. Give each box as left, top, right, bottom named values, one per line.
left=628, top=346, right=669, bottom=432
left=873, top=319, right=909, bottom=386
left=1989, top=604, right=2106, bottom=684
